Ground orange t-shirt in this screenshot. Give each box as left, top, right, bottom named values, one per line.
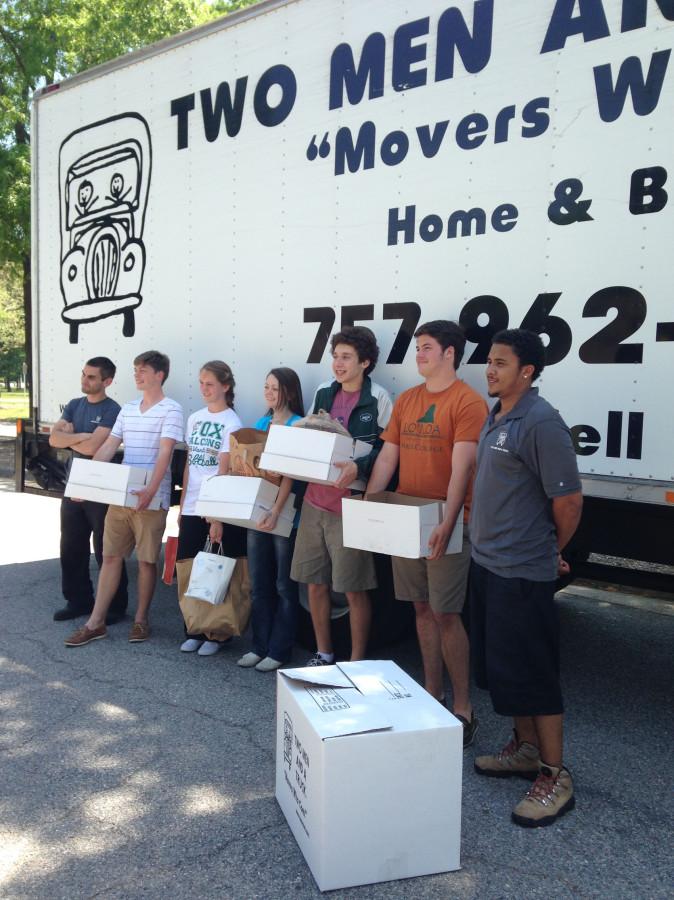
left=381, top=380, right=488, bottom=518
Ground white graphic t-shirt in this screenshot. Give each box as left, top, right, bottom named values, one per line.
left=181, top=406, right=242, bottom=516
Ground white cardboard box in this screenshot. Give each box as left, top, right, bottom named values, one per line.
left=64, top=458, right=160, bottom=509
left=259, top=425, right=371, bottom=490
left=342, top=492, right=464, bottom=558
left=275, top=660, right=462, bottom=892
left=195, top=475, right=296, bottom=538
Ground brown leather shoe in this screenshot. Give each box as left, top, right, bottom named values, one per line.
left=64, top=624, right=107, bottom=647
left=128, top=622, right=150, bottom=643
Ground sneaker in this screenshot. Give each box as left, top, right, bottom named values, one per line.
left=54, top=605, right=89, bottom=622
left=128, top=622, right=150, bottom=643
left=64, top=624, right=107, bottom=647
left=511, top=764, right=575, bottom=828
left=255, top=656, right=283, bottom=672
left=237, top=652, right=263, bottom=668
left=198, top=640, right=224, bottom=656
left=180, top=638, right=204, bottom=652
left=455, top=712, right=479, bottom=749
left=306, top=652, right=333, bottom=667
left=474, top=731, right=540, bottom=779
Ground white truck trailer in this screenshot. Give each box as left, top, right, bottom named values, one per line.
left=20, top=0, right=674, bottom=609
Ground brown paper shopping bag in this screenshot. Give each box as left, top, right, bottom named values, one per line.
left=177, top=557, right=251, bottom=640
left=229, top=428, right=281, bottom=485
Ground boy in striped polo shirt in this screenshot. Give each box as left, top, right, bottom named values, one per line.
left=65, top=351, right=183, bottom=647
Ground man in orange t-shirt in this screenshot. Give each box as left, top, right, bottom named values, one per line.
left=366, top=321, right=487, bottom=748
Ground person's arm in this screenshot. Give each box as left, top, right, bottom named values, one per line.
left=552, top=491, right=583, bottom=574
left=49, top=418, right=82, bottom=449
left=258, top=476, right=293, bottom=531
left=67, top=425, right=113, bottom=458
left=93, top=434, right=122, bottom=463
left=217, top=452, right=231, bottom=475
left=427, top=441, right=477, bottom=561
left=365, top=442, right=400, bottom=496
left=133, top=437, right=176, bottom=511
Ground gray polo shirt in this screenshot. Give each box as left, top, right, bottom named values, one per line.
left=470, top=388, right=581, bottom=581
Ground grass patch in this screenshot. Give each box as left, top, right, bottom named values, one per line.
left=0, top=391, right=29, bottom=422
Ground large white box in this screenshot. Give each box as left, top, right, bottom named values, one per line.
left=195, top=475, right=296, bottom=538
left=259, top=425, right=371, bottom=490
left=276, top=660, right=462, bottom=892
left=342, top=492, right=463, bottom=558
left=64, top=458, right=160, bottom=509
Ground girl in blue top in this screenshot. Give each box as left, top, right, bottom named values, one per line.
left=237, top=368, right=304, bottom=671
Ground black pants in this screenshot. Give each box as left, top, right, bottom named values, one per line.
left=177, top=515, right=247, bottom=639
left=60, top=497, right=128, bottom=616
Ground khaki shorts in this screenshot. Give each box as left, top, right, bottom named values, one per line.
left=290, top=502, right=377, bottom=594
left=103, top=505, right=168, bottom=564
left=392, top=536, right=472, bottom=614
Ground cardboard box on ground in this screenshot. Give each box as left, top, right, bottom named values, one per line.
left=275, top=660, right=462, bottom=892
left=65, top=458, right=161, bottom=510
left=342, top=493, right=463, bottom=558
left=260, top=424, right=371, bottom=490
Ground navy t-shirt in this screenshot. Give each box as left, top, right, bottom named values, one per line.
left=62, top=396, right=121, bottom=457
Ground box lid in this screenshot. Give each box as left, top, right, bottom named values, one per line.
left=280, top=666, right=392, bottom=738
left=68, top=458, right=131, bottom=491
left=198, top=474, right=279, bottom=504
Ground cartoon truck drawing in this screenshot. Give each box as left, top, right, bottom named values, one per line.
left=58, top=113, right=151, bottom=344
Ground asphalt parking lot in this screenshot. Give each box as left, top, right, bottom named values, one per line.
left=0, top=491, right=672, bottom=899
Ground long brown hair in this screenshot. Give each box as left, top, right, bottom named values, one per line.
left=265, top=367, right=304, bottom=417
left=201, top=360, right=235, bottom=407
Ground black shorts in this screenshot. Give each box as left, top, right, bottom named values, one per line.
left=469, top=560, right=564, bottom=717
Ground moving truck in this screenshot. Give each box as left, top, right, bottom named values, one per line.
left=18, top=0, right=674, bottom=640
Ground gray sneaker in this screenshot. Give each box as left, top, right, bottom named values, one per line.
left=511, top=764, right=575, bottom=828
left=474, top=730, right=540, bottom=779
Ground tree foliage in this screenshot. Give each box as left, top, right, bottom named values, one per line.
left=0, top=0, right=259, bottom=364
left=0, top=264, right=25, bottom=387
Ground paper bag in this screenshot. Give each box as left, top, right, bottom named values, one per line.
left=177, top=557, right=251, bottom=641
left=229, top=428, right=281, bottom=485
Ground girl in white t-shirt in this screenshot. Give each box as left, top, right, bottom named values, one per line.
left=237, top=368, right=304, bottom=671
left=177, top=360, right=246, bottom=656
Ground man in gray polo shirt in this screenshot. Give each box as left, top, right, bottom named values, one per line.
left=469, top=329, right=582, bottom=829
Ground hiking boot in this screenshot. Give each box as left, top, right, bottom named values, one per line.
left=455, top=712, right=479, bottom=749
left=511, top=764, right=575, bottom=828
left=128, top=622, right=150, bottom=643
left=64, top=624, right=107, bottom=647
left=474, top=731, right=540, bottom=779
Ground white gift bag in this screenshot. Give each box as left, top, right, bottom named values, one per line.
left=185, top=541, right=237, bottom=606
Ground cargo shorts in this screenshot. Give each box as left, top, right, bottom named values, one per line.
left=392, top=536, right=472, bottom=613
left=103, top=505, right=168, bottom=564
left=290, top=502, right=377, bottom=594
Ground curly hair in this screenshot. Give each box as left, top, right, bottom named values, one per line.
left=492, top=329, right=546, bottom=381
left=330, top=325, right=380, bottom=376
